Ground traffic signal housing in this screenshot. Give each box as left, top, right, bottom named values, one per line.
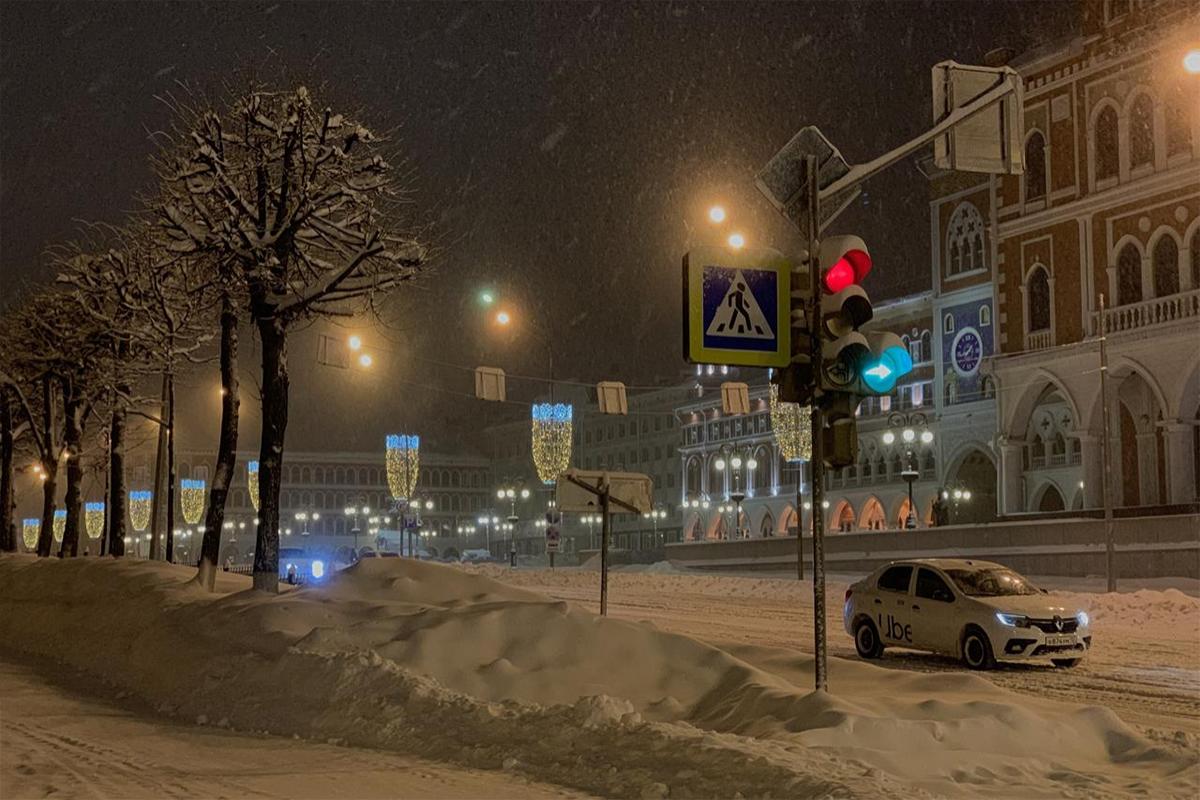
left=817, top=235, right=873, bottom=394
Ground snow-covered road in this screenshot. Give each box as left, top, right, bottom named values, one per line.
left=0, top=658, right=584, bottom=800
left=473, top=565, right=1200, bottom=740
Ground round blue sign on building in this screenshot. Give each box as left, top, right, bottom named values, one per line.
left=951, top=326, right=984, bottom=377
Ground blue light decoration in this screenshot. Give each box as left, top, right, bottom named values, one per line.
left=129, top=490, right=152, bottom=532
left=861, top=345, right=914, bottom=395
left=85, top=502, right=106, bottom=539
left=531, top=403, right=574, bottom=485
left=21, top=518, right=39, bottom=550
left=52, top=509, right=66, bottom=543
left=247, top=460, right=260, bottom=512
left=180, top=479, right=206, bottom=524
left=386, top=434, right=421, bottom=499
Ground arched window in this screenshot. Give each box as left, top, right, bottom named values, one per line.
left=1129, top=94, right=1155, bottom=170
left=946, top=203, right=986, bottom=276
left=1027, top=265, right=1051, bottom=332
left=1094, top=105, right=1119, bottom=181
left=1025, top=131, right=1047, bottom=201
left=1191, top=229, right=1200, bottom=288
left=943, top=313, right=954, bottom=335
left=1165, top=85, right=1192, bottom=158
left=1153, top=235, right=1180, bottom=298
left=944, top=376, right=958, bottom=406
left=919, top=330, right=932, bottom=361
left=979, top=305, right=992, bottom=327
left=1117, top=243, right=1143, bottom=305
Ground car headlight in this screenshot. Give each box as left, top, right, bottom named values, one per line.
left=1076, top=611, right=1089, bottom=627
left=311, top=560, right=325, bottom=578
left=995, top=612, right=1030, bottom=627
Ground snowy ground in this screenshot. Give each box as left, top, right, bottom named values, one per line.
left=474, top=563, right=1200, bottom=740
left=0, top=555, right=1196, bottom=799
left=0, top=658, right=583, bottom=799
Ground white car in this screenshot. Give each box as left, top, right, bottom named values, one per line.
left=843, top=558, right=1092, bottom=670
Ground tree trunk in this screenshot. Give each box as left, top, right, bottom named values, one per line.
left=199, top=295, right=239, bottom=591
left=252, top=315, right=288, bottom=593
left=165, top=372, right=176, bottom=563
left=150, top=373, right=168, bottom=560
left=0, top=389, right=16, bottom=552
left=59, top=387, right=84, bottom=558
left=107, top=400, right=127, bottom=557
left=35, top=377, right=57, bottom=558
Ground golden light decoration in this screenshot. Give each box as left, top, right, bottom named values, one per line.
left=769, top=384, right=812, bottom=463
left=129, top=490, right=152, bottom=532
left=247, top=460, right=259, bottom=512
left=386, top=434, right=420, bottom=499
left=52, top=509, right=66, bottom=543
left=85, top=502, right=105, bottom=539
left=180, top=479, right=205, bottom=525
left=531, top=403, right=573, bottom=485
left=22, top=518, right=39, bottom=551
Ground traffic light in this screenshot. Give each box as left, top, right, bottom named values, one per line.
left=859, top=332, right=914, bottom=395
left=817, top=235, right=873, bottom=394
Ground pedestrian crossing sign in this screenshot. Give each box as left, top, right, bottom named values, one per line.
left=682, top=245, right=791, bottom=367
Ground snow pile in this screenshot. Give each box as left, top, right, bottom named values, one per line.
left=1052, top=587, right=1200, bottom=627
left=0, top=555, right=1195, bottom=799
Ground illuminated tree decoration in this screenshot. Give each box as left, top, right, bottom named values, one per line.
left=385, top=434, right=420, bottom=500
left=531, top=403, right=573, bottom=485
left=85, top=502, right=105, bottom=539
left=52, top=509, right=66, bottom=543
left=22, top=518, right=39, bottom=551
left=769, top=384, right=812, bottom=463
left=247, top=460, right=260, bottom=512
left=180, top=479, right=206, bottom=525
left=129, top=490, right=152, bottom=532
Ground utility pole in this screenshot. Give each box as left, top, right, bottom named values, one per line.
left=803, top=154, right=829, bottom=693
left=1098, top=294, right=1116, bottom=592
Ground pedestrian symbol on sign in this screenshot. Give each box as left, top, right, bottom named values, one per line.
left=705, top=270, right=772, bottom=339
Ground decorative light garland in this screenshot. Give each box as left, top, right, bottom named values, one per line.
left=531, top=403, right=573, bottom=485
left=385, top=434, right=420, bottom=500
left=129, top=490, right=152, bottom=532
left=22, top=518, right=38, bottom=551
left=52, top=509, right=66, bottom=543
left=85, top=502, right=105, bottom=539
left=247, top=460, right=260, bottom=511
left=180, top=479, right=206, bottom=524
left=769, top=384, right=812, bottom=463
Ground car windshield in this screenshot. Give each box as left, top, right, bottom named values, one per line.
left=945, top=567, right=1040, bottom=597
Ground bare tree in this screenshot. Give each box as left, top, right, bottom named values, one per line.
left=155, top=84, right=426, bottom=591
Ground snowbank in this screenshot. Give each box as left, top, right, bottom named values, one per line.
left=0, top=555, right=1194, bottom=799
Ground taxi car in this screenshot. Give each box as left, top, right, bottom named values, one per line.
left=843, top=558, right=1091, bottom=669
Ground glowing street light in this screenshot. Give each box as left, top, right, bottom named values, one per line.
left=479, top=290, right=495, bottom=305
left=358, top=353, right=373, bottom=368
left=708, top=205, right=726, bottom=223
left=728, top=232, right=746, bottom=249
left=348, top=335, right=363, bottom=351
left=495, top=310, right=511, bottom=326
left=1185, top=49, right=1200, bottom=74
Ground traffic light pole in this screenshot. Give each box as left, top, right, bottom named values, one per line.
left=803, top=154, right=829, bottom=693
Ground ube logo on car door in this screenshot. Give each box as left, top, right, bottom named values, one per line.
left=877, top=613, right=913, bottom=643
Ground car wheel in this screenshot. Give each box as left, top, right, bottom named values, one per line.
left=1051, top=658, right=1081, bottom=668
left=961, top=628, right=995, bottom=670
left=854, top=619, right=884, bottom=659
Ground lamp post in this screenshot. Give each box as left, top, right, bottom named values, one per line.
left=492, top=307, right=555, bottom=402
left=641, top=508, right=667, bottom=548
left=294, top=510, right=321, bottom=536
left=882, top=412, right=934, bottom=530
left=714, top=448, right=758, bottom=539
left=582, top=514, right=599, bottom=549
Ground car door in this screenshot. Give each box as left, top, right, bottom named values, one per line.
left=910, top=567, right=959, bottom=654
left=872, top=564, right=915, bottom=647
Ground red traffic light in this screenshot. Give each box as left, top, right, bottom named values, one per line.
left=819, top=236, right=872, bottom=294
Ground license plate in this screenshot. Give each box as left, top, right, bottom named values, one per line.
left=1045, top=635, right=1076, bottom=647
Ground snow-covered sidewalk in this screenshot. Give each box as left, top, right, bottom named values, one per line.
left=0, top=555, right=1195, bottom=799
left=0, top=657, right=583, bottom=799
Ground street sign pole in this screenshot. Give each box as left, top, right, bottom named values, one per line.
left=599, top=488, right=611, bottom=616
left=802, top=155, right=829, bottom=693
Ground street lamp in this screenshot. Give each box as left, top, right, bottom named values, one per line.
left=708, top=205, right=726, bottom=223
left=1185, top=49, right=1200, bottom=75
left=294, top=510, right=320, bottom=536
left=642, top=508, right=667, bottom=547
left=884, top=412, right=933, bottom=530
left=714, top=448, right=758, bottom=538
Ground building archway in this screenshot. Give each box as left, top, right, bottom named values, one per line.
left=832, top=500, right=855, bottom=532
left=859, top=496, right=886, bottom=531
left=944, top=445, right=998, bottom=523
left=757, top=509, right=775, bottom=538
left=778, top=505, right=797, bottom=536
left=894, top=497, right=913, bottom=529
left=1085, top=361, right=1169, bottom=508
left=1031, top=481, right=1065, bottom=512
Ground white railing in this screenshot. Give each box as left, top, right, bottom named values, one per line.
left=1101, top=288, right=1200, bottom=335
left=1026, top=329, right=1052, bottom=351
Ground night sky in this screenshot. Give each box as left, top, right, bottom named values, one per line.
left=0, top=1, right=1074, bottom=456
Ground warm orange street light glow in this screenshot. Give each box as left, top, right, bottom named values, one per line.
left=496, top=310, right=512, bottom=326
left=1185, top=49, right=1200, bottom=74
left=728, top=233, right=746, bottom=249
left=708, top=205, right=726, bottom=223
left=358, top=353, right=373, bottom=368
left=348, top=335, right=363, bottom=351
